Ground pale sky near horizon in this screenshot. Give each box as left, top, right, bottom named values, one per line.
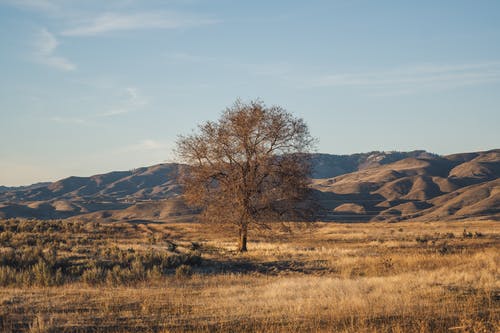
left=1, top=0, right=499, bottom=186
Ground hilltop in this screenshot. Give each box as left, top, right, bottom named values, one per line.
left=0, top=149, right=498, bottom=222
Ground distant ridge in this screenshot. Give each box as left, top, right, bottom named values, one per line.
left=310, top=150, right=437, bottom=178
left=1, top=149, right=498, bottom=222
left=311, top=149, right=499, bottom=221
left=0, top=182, right=51, bottom=194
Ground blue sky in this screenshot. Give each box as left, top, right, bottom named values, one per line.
left=1, top=0, right=499, bottom=185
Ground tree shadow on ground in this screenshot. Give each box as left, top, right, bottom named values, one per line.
left=197, top=257, right=333, bottom=275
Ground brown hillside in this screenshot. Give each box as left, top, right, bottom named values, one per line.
left=1, top=149, right=498, bottom=222
left=311, top=150, right=499, bottom=221
left=73, top=197, right=199, bottom=223
left=416, top=179, right=500, bottom=220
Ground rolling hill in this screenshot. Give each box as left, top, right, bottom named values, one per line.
left=0, top=149, right=498, bottom=222
left=311, top=149, right=500, bottom=221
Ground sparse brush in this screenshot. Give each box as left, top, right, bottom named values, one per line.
left=175, top=264, right=193, bottom=279
left=81, top=266, right=106, bottom=286
left=0, top=219, right=497, bottom=332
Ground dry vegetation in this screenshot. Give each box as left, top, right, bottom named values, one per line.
left=0, top=218, right=498, bottom=332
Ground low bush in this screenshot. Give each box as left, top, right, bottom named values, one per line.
left=0, top=218, right=203, bottom=286
left=175, top=264, right=193, bottom=279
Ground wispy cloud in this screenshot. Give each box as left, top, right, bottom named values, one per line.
left=164, top=51, right=291, bottom=78
left=165, top=52, right=215, bottom=63
left=3, top=1, right=219, bottom=36
left=50, top=116, right=86, bottom=124
left=310, top=62, right=500, bottom=95
left=34, top=28, right=76, bottom=71
left=1, top=0, right=60, bottom=15
left=50, top=86, right=148, bottom=126
left=119, top=139, right=172, bottom=153
left=61, top=11, right=218, bottom=36
left=98, top=87, right=148, bottom=117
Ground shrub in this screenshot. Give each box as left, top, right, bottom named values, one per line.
left=175, top=265, right=193, bottom=279
left=380, top=257, right=394, bottom=272
left=190, top=242, right=201, bottom=250
left=147, top=266, right=162, bottom=280
left=0, top=231, right=13, bottom=244
left=30, top=260, right=63, bottom=287
left=32, top=260, right=53, bottom=287
left=0, top=266, right=17, bottom=286
left=106, top=265, right=128, bottom=285
left=463, top=229, right=473, bottom=238
left=415, top=235, right=432, bottom=244
left=439, top=243, right=450, bottom=255
left=82, top=267, right=106, bottom=285
left=130, top=259, right=146, bottom=280
left=167, top=242, right=177, bottom=252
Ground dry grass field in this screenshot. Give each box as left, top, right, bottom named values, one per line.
left=0, top=218, right=498, bottom=332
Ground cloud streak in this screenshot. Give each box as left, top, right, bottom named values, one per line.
left=50, top=86, right=148, bottom=127
left=310, top=62, right=500, bottom=95
left=50, top=116, right=86, bottom=124
left=4, top=2, right=219, bottom=37
left=61, top=11, right=218, bottom=36
left=34, top=28, right=75, bottom=71
left=119, top=139, right=172, bottom=153
left=1, top=0, right=60, bottom=14
left=98, top=87, right=148, bottom=117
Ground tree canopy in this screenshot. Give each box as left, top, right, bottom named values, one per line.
left=176, top=100, right=315, bottom=251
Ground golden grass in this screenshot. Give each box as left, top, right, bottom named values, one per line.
left=0, top=220, right=498, bottom=332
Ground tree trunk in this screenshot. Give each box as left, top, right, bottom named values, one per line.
left=238, top=225, right=248, bottom=252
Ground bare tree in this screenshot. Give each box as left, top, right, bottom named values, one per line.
left=175, top=100, right=315, bottom=252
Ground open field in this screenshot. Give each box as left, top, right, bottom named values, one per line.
left=0, top=219, right=498, bottom=332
